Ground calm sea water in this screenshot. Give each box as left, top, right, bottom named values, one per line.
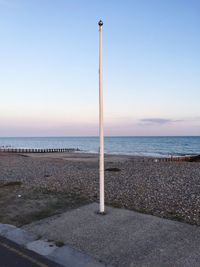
left=0, top=136, right=200, bottom=157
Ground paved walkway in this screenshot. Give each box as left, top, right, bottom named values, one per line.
left=24, top=203, right=200, bottom=267
left=0, top=222, right=105, bottom=267
left=0, top=236, right=61, bottom=267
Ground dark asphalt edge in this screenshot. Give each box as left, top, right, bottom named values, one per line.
left=0, top=235, right=64, bottom=267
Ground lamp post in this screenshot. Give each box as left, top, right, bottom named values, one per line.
left=98, top=19, right=105, bottom=214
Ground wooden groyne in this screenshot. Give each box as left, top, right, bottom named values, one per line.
left=154, top=155, right=200, bottom=162
left=0, top=148, right=80, bottom=153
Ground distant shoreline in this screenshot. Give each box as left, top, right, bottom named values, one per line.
left=0, top=146, right=200, bottom=158
left=1, top=136, right=200, bottom=157
left=0, top=150, right=200, bottom=163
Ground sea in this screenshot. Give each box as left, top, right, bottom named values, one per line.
left=0, top=136, right=200, bottom=157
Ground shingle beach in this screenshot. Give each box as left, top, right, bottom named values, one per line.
left=0, top=152, right=200, bottom=225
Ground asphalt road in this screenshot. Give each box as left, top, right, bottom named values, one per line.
left=0, top=236, right=62, bottom=267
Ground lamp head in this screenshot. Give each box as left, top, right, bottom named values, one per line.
left=98, top=20, right=103, bottom=26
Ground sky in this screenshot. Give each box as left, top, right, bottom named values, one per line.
left=0, top=0, right=200, bottom=136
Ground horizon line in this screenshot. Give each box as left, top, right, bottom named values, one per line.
left=0, top=135, right=200, bottom=138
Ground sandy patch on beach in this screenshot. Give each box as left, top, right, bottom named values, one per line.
left=26, top=152, right=131, bottom=162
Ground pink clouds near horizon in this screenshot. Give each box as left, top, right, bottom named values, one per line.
left=0, top=116, right=200, bottom=137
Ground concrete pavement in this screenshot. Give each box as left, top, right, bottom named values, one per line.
left=0, top=223, right=106, bottom=267
left=24, top=203, right=200, bottom=267
left=0, top=235, right=61, bottom=267
left=2, top=203, right=200, bottom=266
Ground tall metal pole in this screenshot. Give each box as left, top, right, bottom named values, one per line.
left=98, top=19, right=105, bottom=213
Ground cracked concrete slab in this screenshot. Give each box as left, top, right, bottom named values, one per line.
left=1, top=226, right=37, bottom=245
left=0, top=222, right=106, bottom=267
left=0, top=224, right=16, bottom=235
left=26, top=239, right=57, bottom=256
left=49, top=245, right=108, bottom=267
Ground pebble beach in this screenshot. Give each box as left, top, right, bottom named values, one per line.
left=0, top=152, right=200, bottom=225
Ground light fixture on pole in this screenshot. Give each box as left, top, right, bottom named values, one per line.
left=98, top=19, right=105, bottom=214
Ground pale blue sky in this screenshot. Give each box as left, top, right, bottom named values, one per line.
left=0, top=0, right=200, bottom=136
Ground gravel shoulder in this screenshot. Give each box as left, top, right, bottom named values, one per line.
left=0, top=152, right=200, bottom=225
